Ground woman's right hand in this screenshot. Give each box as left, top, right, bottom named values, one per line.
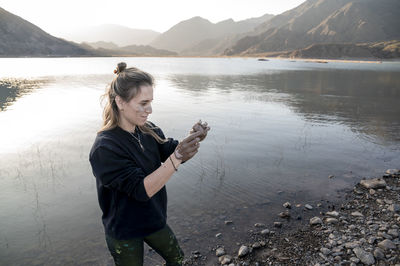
left=174, top=131, right=202, bottom=162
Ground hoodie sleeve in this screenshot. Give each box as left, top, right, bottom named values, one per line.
left=89, top=145, right=150, bottom=202
left=147, top=122, right=179, bottom=163
left=155, top=128, right=179, bottom=163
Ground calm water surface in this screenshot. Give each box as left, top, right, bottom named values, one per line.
left=1, top=57, right=400, bottom=265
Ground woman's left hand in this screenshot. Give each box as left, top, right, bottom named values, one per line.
left=190, top=120, right=210, bottom=142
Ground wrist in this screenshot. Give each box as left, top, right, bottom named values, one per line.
left=174, top=149, right=183, bottom=161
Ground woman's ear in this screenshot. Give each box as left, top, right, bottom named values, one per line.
left=115, top=95, right=125, bottom=111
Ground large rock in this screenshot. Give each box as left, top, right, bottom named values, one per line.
left=353, top=247, right=375, bottom=265
left=360, top=178, right=386, bottom=189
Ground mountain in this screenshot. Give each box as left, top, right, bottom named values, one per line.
left=262, top=40, right=400, bottom=59
left=0, top=7, right=94, bottom=57
left=82, top=41, right=177, bottom=56
left=287, top=41, right=400, bottom=59
left=89, top=44, right=178, bottom=57
left=62, top=24, right=160, bottom=46
left=224, top=0, right=400, bottom=55
left=84, top=41, right=120, bottom=50
left=150, top=14, right=273, bottom=54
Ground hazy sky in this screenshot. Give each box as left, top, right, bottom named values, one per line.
left=1, top=0, right=305, bottom=36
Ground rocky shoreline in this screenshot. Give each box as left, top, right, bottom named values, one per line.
left=183, top=170, right=400, bottom=266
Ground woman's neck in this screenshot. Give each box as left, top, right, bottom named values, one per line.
left=118, top=120, right=136, bottom=133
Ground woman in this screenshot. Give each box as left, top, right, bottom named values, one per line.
left=89, top=62, right=210, bottom=266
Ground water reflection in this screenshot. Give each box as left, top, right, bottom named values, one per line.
left=168, top=70, right=400, bottom=143
left=0, top=78, right=46, bottom=111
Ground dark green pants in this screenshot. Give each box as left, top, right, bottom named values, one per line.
left=105, top=224, right=184, bottom=266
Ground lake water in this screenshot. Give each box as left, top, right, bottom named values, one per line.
left=1, top=57, right=400, bottom=265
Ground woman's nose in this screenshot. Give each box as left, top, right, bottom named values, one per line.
left=145, top=104, right=152, bottom=114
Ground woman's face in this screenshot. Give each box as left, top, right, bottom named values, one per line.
left=117, top=84, right=153, bottom=130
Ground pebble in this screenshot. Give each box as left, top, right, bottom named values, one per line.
left=345, top=242, right=359, bottom=249
left=238, top=245, right=250, bottom=257
left=274, top=222, right=282, bottom=228
left=350, top=257, right=360, bottom=263
left=325, top=218, right=338, bottom=224
left=385, top=169, right=399, bottom=175
left=377, top=239, right=396, bottom=250
left=351, top=211, right=364, bottom=217
left=219, top=255, right=232, bottom=264
left=216, top=233, right=222, bottom=238
left=378, top=231, right=393, bottom=240
left=353, top=247, right=375, bottom=265
left=216, top=247, right=226, bottom=257
left=360, top=178, right=387, bottom=189
left=310, top=217, right=323, bottom=225
left=260, top=229, right=270, bottom=235
left=279, top=211, right=290, bottom=219
left=388, top=204, right=400, bottom=213
left=224, top=220, right=233, bottom=225
left=320, top=247, right=331, bottom=255
left=387, top=229, right=398, bottom=237
left=254, top=223, right=265, bottom=227
left=326, top=211, right=339, bottom=217
left=368, top=236, right=377, bottom=244
left=384, top=199, right=393, bottom=204
left=283, top=202, right=291, bottom=209
left=373, top=247, right=385, bottom=260
left=252, top=242, right=261, bottom=249
left=305, top=204, right=313, bottom=210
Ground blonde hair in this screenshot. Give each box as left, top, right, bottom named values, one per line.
left=99, top=62, right=166, bottom=144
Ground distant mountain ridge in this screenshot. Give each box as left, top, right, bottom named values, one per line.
left=150, top=14, right=274, bottom=55
left=225, top=0, right=400, bottom=55
left=63, top=24, right=161, bottom=46
left=287, top=41, right=400, bottom=59
left=257, top=40, right=400, bottom=59
left=81, top=42, right=177, bottom=57
left=0, top=7, right=93, bottom=57
left=0, top=7, right=176, bottom=57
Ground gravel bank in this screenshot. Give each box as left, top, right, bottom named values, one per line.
left=183, top=169, right=400, bottom=266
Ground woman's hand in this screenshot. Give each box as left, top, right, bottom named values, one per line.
left=174, top=131, right=202, bottom=162
left=190, top=120, right=210, bottom=142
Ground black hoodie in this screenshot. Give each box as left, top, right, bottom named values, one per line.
left=89, top=123, right=178, bottom=239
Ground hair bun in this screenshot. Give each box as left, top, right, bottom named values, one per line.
left=114, top=62, right=127, bottom=74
